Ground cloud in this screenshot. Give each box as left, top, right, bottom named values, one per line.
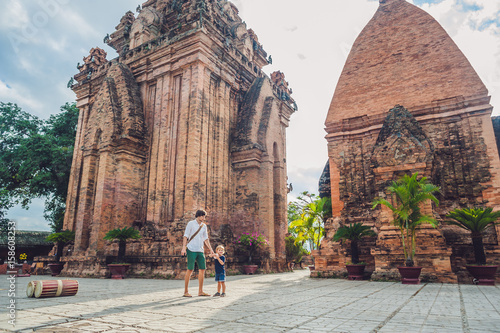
left=287, top=166, right=325, bottom=197
left=6, top=198, right=50, bottom=232
left=0, top=79, right=39, bottom=111
left=0, top=0, right=30, bottom=31
left=297, top=53, right=306, bottom=60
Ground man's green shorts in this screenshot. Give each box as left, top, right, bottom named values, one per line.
left=186, top=249, right=206, bottom=270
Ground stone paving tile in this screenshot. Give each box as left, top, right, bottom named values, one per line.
left=293, top=316, right=347, bottom=331
left=237, top=312, right=316, bottom=328
left=185, top=308, right=253, bottom=322
left=2, top=269, right=500, bottom=332
left=418, top=326, right=462, bottom=333
left=90, top=313, right=159, bottom=326
left=137, top=317, right=223, bottom=332
left=468, top=318, right=500, bottom=333
left=36, top=319, right=124, bottom=332
left=198, top=322, right=285, bottom=333
left=0, top=310, right=71, bottom=332
left=425, top=314, right=463, bottom=328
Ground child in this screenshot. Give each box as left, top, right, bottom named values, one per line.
left=212, top=245, right=226, bottom=297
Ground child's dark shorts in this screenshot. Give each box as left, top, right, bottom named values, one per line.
left=215, top=272, right=226, bottom=282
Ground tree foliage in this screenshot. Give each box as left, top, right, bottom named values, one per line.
left=0, top=102, right=78, bottom=232
left=288, top=192, right=331, bottom=251
left=445, top=207, right=500, bottom=265
left=46, top=230, right=75, bottom=262
left=285, top=235, right=308, bottom=264
left=372, top=172, right=439, bottom=267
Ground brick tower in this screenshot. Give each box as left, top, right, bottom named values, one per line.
left=316, top=0, right=500, bottom=282
left=63, top=0, right=296, bottom=276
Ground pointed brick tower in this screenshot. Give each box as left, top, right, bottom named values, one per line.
left=317, top=0, right=500, bottom=282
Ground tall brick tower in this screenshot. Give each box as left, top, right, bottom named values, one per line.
left=316, top=0, right=500, bottom=282
left=63, top=0, right=296, bottom=276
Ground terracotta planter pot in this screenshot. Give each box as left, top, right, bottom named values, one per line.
left=48, top=263, right=65, bottom=276
left=242, top=264, right=258, bottom=275
left=346, top=264, right=366, bottom=281
left=108, top=264, right=130, bottom=279
left=466, top=265, right=498, bottom=286
left=398, top=266, right=422, bottom=284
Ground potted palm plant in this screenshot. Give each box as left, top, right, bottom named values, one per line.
left=333, top=222, right=376, bottom=280
left=104, top=227, right=141, bottom=279
left=372, top=172, right=439, bottom=284
left=445, top=207, right=500, bottom=285
left=45, top=230, right=75, bottom=276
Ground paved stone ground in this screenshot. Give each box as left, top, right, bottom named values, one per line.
left=1, top=269, right=499, bottom=332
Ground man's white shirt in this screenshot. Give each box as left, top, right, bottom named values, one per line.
left=184, top=219, right=208, bottom=252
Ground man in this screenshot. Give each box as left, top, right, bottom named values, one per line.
left=181, top=209, right=215, bottom=297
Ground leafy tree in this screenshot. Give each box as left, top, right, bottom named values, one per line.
left=285, top=235, right=309, bottom=264
left=333, top=223, right=376, bottom=264
left=235, top=232, right=270, bottom=264
left=289, top=192, right=330, bottom=251
left=445, top=207, right=500, bottom=265
left=372, top=172, right=439, bottom=267
left=46, top=230, right=75, bottom=262
left=0, top=190, right=11, bottom=233
left=104, top=227, right=142, bottom=263
left=0, top=102, right=78, bottom=232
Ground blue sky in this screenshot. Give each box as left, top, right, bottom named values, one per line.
left=1, top=0, right=500, bottom=231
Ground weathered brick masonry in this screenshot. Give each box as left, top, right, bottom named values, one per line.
left=62, top=0, right=295, bottom=277
left=316, top=0, right=500, bottom=283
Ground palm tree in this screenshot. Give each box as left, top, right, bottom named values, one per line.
left=372, top=172, right=439, bottom=267
left=104, top=227, right=141, bottom=263
left=289, top=196, right=329, bottom=250
left=333, top=223, right=376, bottom=264
left=445, top=207, right=500, bottom=265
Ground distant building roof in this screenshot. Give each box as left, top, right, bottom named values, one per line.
left=0, top=230, right=52, bottom=247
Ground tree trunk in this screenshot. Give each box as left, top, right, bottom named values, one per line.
left=471, top=233, right=486, bottom=265
left=117, top=241, right=126, bottom=263
left=55, top=241, right=64, bottom=262
left=351, top=239, right=359, bottom=264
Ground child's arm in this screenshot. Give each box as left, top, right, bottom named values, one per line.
left=216, top=255, right=225, bottom=266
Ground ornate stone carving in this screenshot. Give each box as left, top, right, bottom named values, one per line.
left=372, top=104, right=433, bottom=169
left=107, top=11, right=136, bottom=53
left=79, top=47, right=107, bottom=73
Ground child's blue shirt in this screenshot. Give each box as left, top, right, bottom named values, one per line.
left=214, top=255, right=225, bottom=275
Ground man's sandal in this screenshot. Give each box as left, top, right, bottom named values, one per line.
left=183, top=293, right=192, bottom=297
left=198, top=292, right=211, bottom=296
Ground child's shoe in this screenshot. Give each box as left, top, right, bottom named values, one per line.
left=220, top=293, right=226, bottom=297
left=213, top=292, right=221, bottom=297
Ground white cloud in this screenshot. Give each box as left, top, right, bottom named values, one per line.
left=0, top=0, right=30, bottom=31
left=287, top=165, right=325, bottom=197
left=0, top=79, right=39, bottom=112
left=6, top=198, right=50, bottom=232
left=59, top=8, right=102, bottom=41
